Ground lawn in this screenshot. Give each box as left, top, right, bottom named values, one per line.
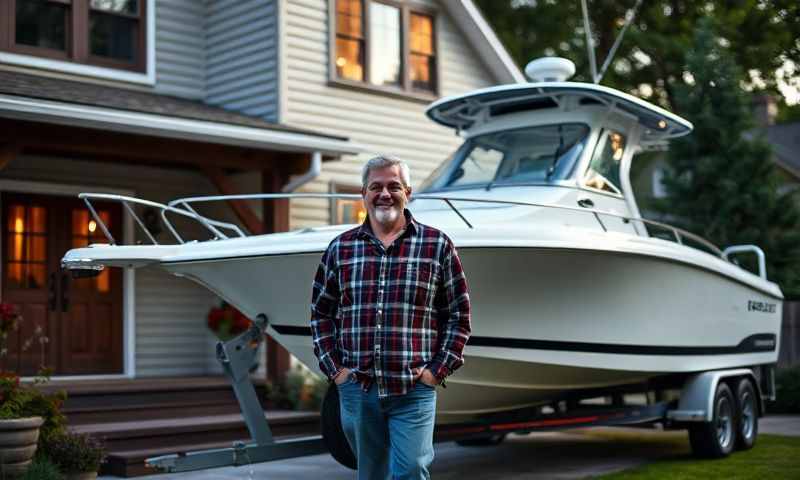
left=596, top=433, right=800, bottom=479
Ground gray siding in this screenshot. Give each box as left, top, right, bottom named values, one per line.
left=0, top=155, right=227, bottom=377
left=154, top=0, right=207, bottom=99
left=206, top=0, right=280, bottom=122
left=282, top=0, right=499, bottom=228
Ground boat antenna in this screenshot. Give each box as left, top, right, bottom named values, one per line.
left=581, top=0, right=644, bottom=84
left=596, top=0, right=644, bottom=84
left=580, top=0, right=599, bottom=83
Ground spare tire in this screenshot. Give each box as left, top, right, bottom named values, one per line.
left=321, top=385, right=357, bottom=470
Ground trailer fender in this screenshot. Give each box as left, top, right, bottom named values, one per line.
left=666, top=369, right=762, bottom=423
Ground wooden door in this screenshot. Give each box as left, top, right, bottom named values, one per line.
left=1, top=193, right=123, bottom=375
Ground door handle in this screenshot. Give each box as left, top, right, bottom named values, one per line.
left=577, top=198, right=595, bottom=208
left=60, top=273, right=70, bottom=313
left=48, top=272, right=57, bottom=311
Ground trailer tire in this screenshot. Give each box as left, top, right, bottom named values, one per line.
left=321, top=385, right=357, bottom=470
left=734, top=377, right=758, bottom=451
left=455, top=433, right=507, bottom=447
left=688, top=382, right=737, bottom=458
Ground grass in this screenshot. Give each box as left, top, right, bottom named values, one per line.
left=595, top=433, right=800, bottom=479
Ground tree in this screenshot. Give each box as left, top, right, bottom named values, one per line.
left=474, top=0, right=800, bottom=110
left=657, top=19, right=800, bottom=297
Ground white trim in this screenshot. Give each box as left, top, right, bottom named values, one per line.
left=277, top=0, right=290, bottom=123
left=0, top=179, right=137, bottom=379
left=441, top=0, right=525, bottom=84
left=0, top=94, right=364, bottom=156
left=0, top=0, right=156, bottom=86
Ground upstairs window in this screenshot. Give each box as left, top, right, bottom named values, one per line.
left=0, top=0, right=147, bottom=72
left=333, top=0, right=438, bottom=96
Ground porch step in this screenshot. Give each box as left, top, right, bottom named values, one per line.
left=35, top=377, right=323, bottom=477
left=41, top=376, right=269, bottom=425
left=72, top=411, right=321, bottom=477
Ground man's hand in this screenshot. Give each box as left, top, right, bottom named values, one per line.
left=333, top=368, right=353, bottom=385
left=413, top=368, right=440, bottom=387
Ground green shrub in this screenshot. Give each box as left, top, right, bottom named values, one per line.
left=44, top=432, right=106, bottom=474
left=267, top=365, right=328, bottom=411
left=21, top=455, right=63, bottom=480
left=766, top=366, right=800, bottom=413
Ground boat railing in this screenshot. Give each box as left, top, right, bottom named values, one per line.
left=78, top=191, right=724, bottom=258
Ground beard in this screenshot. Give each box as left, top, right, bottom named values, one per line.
left=373, top=205, right=401, bottom=225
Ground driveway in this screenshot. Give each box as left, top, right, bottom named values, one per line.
left=99, top=415, right=799, bottom=479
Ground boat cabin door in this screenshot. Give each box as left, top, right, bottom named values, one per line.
left=575, top=129, right=639, bottom=234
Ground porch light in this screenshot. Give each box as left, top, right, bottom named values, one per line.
left=88, top=220, right=97, bottom=233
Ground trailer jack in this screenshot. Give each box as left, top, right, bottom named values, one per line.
left=146, top=314, right=326, bottom=473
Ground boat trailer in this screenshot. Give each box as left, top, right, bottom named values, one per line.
left=145, top=314, right=327, bottom=473
left=143, top=312, right=775, bottom=472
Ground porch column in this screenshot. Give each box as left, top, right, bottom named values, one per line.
left=262, top=163, right=293, bottom=383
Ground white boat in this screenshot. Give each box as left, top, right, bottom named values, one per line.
left=61, top=58, right=783, bottom=426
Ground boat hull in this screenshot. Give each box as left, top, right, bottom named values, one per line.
left=163, top=245, right=781, bottom=423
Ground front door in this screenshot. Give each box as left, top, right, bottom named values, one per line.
left=1, top=192, right=123, bottom=375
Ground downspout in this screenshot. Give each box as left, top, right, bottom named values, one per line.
left=281, top=151, right=322, bottom=192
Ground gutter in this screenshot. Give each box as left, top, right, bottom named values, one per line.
left=282, top=151, right=322, bottom=192
left=0, top=94, right=364, bottom=157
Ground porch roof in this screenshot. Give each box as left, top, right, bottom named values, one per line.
left=0, top=71, right=362, bottom=157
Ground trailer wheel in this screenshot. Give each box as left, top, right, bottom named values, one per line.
left=455, top=433, right=507, bottom=447
left=321, top=385, right=357, bottom=470
left=734, top=378, right=758, bottom=451
left=688, top=382, right=737, bottom=458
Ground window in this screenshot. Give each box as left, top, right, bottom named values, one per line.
left=420, top=124, right=591, bottom=191
left=332, top=0, right=437, bottom=96
left=330, top=184, right=367, bottom=225
left=5, top=204, right=47, bottom=289
left=0, top=0, right=147, bottom=72
left=583, top=130, right=626, bottom=195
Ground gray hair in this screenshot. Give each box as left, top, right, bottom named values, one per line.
left=361, top=155, right=412, bottom=188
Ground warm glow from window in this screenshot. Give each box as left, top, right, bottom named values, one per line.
left=610, top=133, right=624, bottom=161
left=14, top=217, right=24, bottom=233
left=88, top=220, right=97, bottom=233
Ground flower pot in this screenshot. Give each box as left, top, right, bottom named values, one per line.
left=0, top=416, right=43, bottom=478
left=64, top=472, right=98, bottom=480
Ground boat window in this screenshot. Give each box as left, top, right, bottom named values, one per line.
left=419, top=123, right=590, bottom=191
left=583, top=130, right=626, bottom=195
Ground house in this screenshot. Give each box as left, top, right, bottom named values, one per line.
left=0, top=0, right=522, bottom=384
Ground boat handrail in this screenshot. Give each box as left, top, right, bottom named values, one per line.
left=77, top=192, right=724, bottom=258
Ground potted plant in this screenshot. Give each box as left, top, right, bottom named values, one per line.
left=44, top=432, right=105, bottom=480
left=0, top=302, right=67, bottom=478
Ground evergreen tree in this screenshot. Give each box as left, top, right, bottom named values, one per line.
left=657, top=20, right=800, bottom=297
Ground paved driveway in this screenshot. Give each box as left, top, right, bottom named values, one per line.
left=99, top=415, right=799, bottom=480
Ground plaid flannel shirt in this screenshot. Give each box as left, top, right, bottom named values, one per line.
left=310, top=210, right=471, bottom=398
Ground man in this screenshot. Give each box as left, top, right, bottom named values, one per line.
left=310, top=155, right=471, bottom=479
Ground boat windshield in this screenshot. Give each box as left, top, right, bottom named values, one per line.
left=419, top=123, right=590, bottom=191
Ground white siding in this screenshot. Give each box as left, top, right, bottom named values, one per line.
left=282, top=0, right=499, bottom=228
left=0, top=155, right=227, bottom=377
left=206, top=0, right=280, bottom=122
left=154, top=0, right=207, bottom=99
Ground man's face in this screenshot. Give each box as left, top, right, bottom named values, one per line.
left=362, top=165, right=412, bottom=227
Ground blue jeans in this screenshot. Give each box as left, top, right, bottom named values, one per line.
left=338, top=379, right=437, bottom=480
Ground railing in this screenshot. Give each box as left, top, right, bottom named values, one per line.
left=79, top=191, right=725, bottom=258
